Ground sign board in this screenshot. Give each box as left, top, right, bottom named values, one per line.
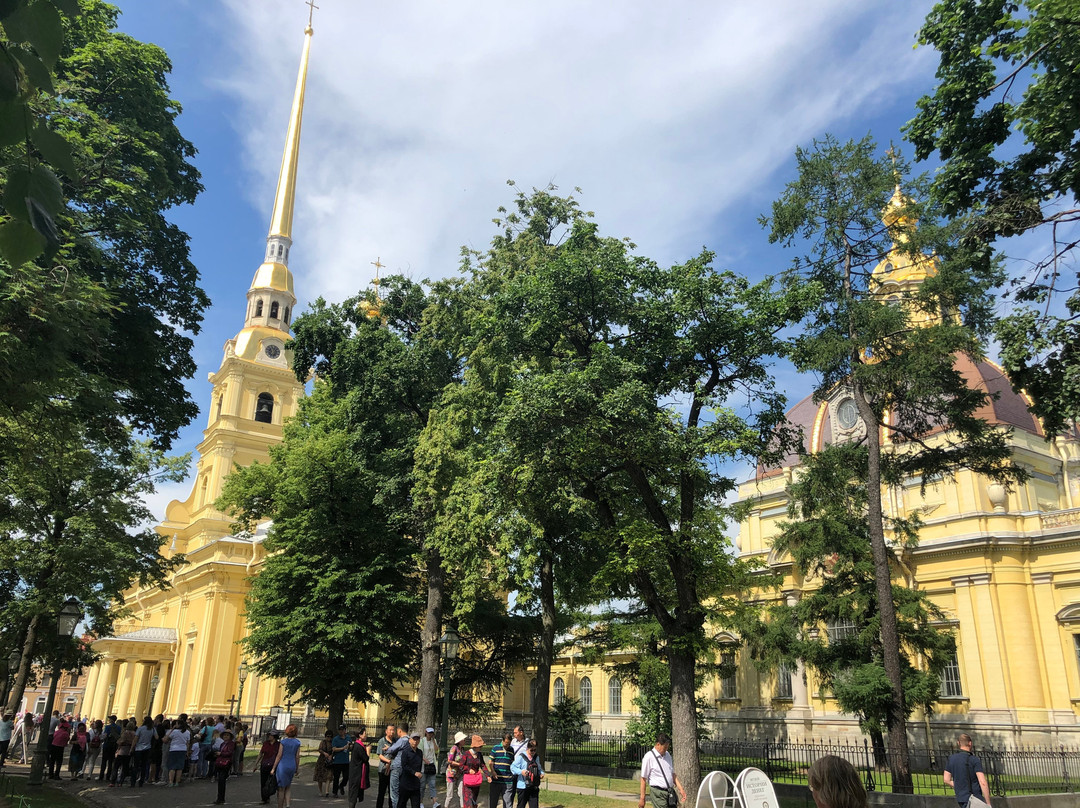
left=734, top=767, right=779, bottom=808
left=275, top=711, right=292, bottom=731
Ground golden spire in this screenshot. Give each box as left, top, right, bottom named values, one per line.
left=266, top=10, right=315, bottom=242
left=360, top=257, right=385, bottom=320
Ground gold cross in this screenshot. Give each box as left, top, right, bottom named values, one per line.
left=371, top=257, right=384, bottom=298
left=305, top=0, right=319, bottom=26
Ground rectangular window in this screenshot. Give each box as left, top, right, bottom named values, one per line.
left=939, top=653, right=963, bottom=698
left=827, top=619, right=858, bottom=643
left=40, top=673, right=51, bottom=688
left=720, top=652, right=737, bottom=700
left=1074, top=635, right=1080, bottom=677
left=33, top=697, right=47, bottom=715
left=68, top=672, right=79, bottom=688
left=774, top=662, right=793, bottom=700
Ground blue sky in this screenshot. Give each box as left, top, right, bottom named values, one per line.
left=111, top=0, right=947, bottom=518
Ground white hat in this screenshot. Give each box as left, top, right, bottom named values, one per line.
left=454, top=731, right=468, bottom=745
left=426, top=727, right=435, bottom=734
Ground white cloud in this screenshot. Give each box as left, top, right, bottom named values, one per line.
left=217, top=0, right=936, bottom=307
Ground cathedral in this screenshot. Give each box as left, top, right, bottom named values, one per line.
left=81, top=15, right=1080, bottom=746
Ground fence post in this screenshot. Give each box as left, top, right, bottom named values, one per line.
left=987, top=745, right=1005, bottom=798
left=1061, top=744, right=1071, bottom=794
left=763, top=738, right=772, bottom=780
left=862, top=739, right=875, bottom=793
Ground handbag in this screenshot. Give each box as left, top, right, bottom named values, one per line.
left=463, top=770, right=484, bottom=787
left=262, top=775, right=279, bottom=801
left=652, top=751, right=679, bottom=808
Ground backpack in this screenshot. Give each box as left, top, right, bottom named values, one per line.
left=89, top=731, right=101, bottom=750
left=521, top=754, right=539, bottom=786
left=102, top=726, right=118, bottom=750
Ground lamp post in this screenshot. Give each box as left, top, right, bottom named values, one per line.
left=437, top=625, right=460, bottom=752
left=148, top=673, right=160, bottom=716
left=107, top=683, right=116, bottom=716
left=236, top=660, right=249, bottom=718
left=3, top=649, right=20, bottom=708
left=28, top=597, right=82, bottom=786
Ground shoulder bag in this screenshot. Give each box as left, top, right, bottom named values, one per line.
left=652, top=751, right=679, bottom=808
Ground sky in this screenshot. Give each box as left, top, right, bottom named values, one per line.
left=109, top=0, right=947, bottom=520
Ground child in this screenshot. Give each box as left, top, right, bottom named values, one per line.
left=188, top=737, right=201, bottom=782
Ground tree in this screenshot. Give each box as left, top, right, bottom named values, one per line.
left=0, top=410, right=188, bottom=714
left=906, top=0, right=1080, bottom=434
left=764, top=135, right=1024, bottom=792
left=548, top=696, right=588, bottom=746
left=745, top=442, right=956, bottom=764
left=218, top=384, right=421, bottom=730
left=431, top=186, right=795, bottom=795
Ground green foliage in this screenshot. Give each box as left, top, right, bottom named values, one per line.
left=907, top=0, right=1080, bottom=434
left=550, top=696, right=589, bottom=745
left=745, top=442, right=956, bottom=734
left=219, top=385, right=421, bottom=713
left=620, top=652, right=713, bottom=747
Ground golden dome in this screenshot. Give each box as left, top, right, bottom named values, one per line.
left=250, top=261, right=295, bottom=296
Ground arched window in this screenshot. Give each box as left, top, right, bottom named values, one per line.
left=579, top=676, right=592, bottom=714
left=553, top=677, right=565, bottom=705
left=608, top=677, right=622, bottom=714
left=270, top=301, right=280, bottom=319
left=254, top=392, right=274, bottom=423
left=255, top=299, right=264, bottom=317
left=276, top=244, right=283, bottom=258
left=284, top=307, right=291, bottom=324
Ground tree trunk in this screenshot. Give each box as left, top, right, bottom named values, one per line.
left=416, top=544, right=445, bottom=735
left=532, top=548, right=556, bottom=768
left=327, top=693, right=346, bottom=733
left=5, top=611, right=40, bottom=716
left=870, top=728, right=888, bottom=769
left=855, top=385, right=912, bottom=793
left=668, top=644, right=701, bottom=800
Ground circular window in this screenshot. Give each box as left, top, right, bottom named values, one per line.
left=836, top=398, right=859, bottom=430
left=264, top=344, right=281, bottom=359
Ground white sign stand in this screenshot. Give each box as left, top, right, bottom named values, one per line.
left=695, top=770, right=740, bottom=808
left=734, top=767, right=780, bottom=808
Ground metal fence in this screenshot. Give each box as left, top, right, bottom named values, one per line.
left=231, top=719, right=1080, bottom=796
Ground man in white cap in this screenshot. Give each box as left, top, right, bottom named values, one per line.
left=420, top=727, right=440, bottom=808
left=444, top=731, right=468, bottom=808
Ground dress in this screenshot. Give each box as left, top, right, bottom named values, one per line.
left=348, top=741, right=370, bottom=808
left=276, top=737, right=302, bottom=787
left=315, top=738, right=334, bottom=784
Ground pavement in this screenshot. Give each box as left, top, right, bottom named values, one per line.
left=0, top=762, right=639, bottom=807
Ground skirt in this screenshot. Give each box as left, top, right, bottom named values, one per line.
left=167, top=750, right=187, bottom=771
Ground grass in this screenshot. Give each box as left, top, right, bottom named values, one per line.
left=0, top=773, right=86, bottom=808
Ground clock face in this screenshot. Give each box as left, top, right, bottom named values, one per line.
left=837, top=398, right=858, bottom=430
left=264, top=344, right=281, bottom=360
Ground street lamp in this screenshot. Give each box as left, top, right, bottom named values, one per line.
left=237, top=660, right=249, bottom=717
left=28, top=597, right=82, bottom=786
left=148, top=673, right=160, bottom=715
left=107, top=682, right=116, bottom=715
left=438, top=625, right=460, bottom=752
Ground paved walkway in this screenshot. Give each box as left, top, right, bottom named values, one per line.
left=1, top=762, right=638, bottom=807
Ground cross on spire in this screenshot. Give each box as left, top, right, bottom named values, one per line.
left=306, top=0, right=319, bottom=27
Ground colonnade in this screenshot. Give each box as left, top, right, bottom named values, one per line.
left=82, top=656, right=172, bottom=720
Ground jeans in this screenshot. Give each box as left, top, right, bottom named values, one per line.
left=85, top=746, right=100, bottom=778
left=132, top=748, right=150, bottom=785
left=390, top=767, right=401, bottom=808
left=113, top=753, right=131, bottom=785
left=445, top=779, right=464, bottom=808
left=516, top=788, right=539, bottom=808
left=99, top=746, right=116, bottom=781
left=198, top=744, right=211, bottom=778
left=333, top=762, right=349, bottom=795
left=47, top=744, right=64, bottom=778
left=398, top=789, right=420, bottom=808
left=421, top=772, right=438, bottom=804
left=490, top=780, right=513, bottom=808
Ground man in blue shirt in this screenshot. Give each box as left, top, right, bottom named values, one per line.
left=332, top=725, right=352, bottom=797
left=488, top=732, right=515, bottom=808
left=944, top=734, right=990, bottom=807
left=386, top=723, right=411, bottom=808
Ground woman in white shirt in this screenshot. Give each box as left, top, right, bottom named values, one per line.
left=165, top=720, right=192, bottom=787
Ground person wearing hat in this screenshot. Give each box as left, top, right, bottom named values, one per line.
left=445, top=731, right=468, bottom=808
left=460, top=735, right=492, bottom=808
left=213, top=728, right=236, bottom=805
left=396, top=730, right=425, bottom=808
left=332, top=724, right=352, bottom=797
left=256, top=730, right=281, bottom=804
left=419, top=728, right=440, bottom=808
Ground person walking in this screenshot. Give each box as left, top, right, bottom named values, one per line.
left=376, top=724, right=397, bottom=808
left=256, top=730, right=281, bottom=804
left=488, top=733, right=515, bottom=808
left=945, top=734, right=991, bottom=808
left=332, top=724, right=352, bottom=797
left=98, top=715, right=120, bottom=782
left=637, top=733, right=685, bottom=808
left=445, top=732, right=467, bottom=808
left=396, top=731, right=424, bottom=808
left=165, top=718, right=192, bottom=787
left=0, top=714, right=13, bottom=768
left=271, top=724, right=302, bottom=808
left=460, top=735, right=492, bottom=808
left=68, top=723, right=88, bottom=779
left=315, top=729, right=335, bottom=797
left=198, top=718, right=214, bottom=779
left=419, top=727, right=440, bottom=808
left=509, top=728, right=527, bottom=758
left=510, top=740, right=544, bottom=808
left=213, top=728, right=237, bottom=805
left=807, top=755, right=867, bottom=808
left=348, top=727, right=371, bottom=808
left=387, top=724, right=411, bottom=808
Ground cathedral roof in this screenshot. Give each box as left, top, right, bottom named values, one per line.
left=759, top=357, right=1048, bottom=479
left=100, top=626, right=177, bottom=644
